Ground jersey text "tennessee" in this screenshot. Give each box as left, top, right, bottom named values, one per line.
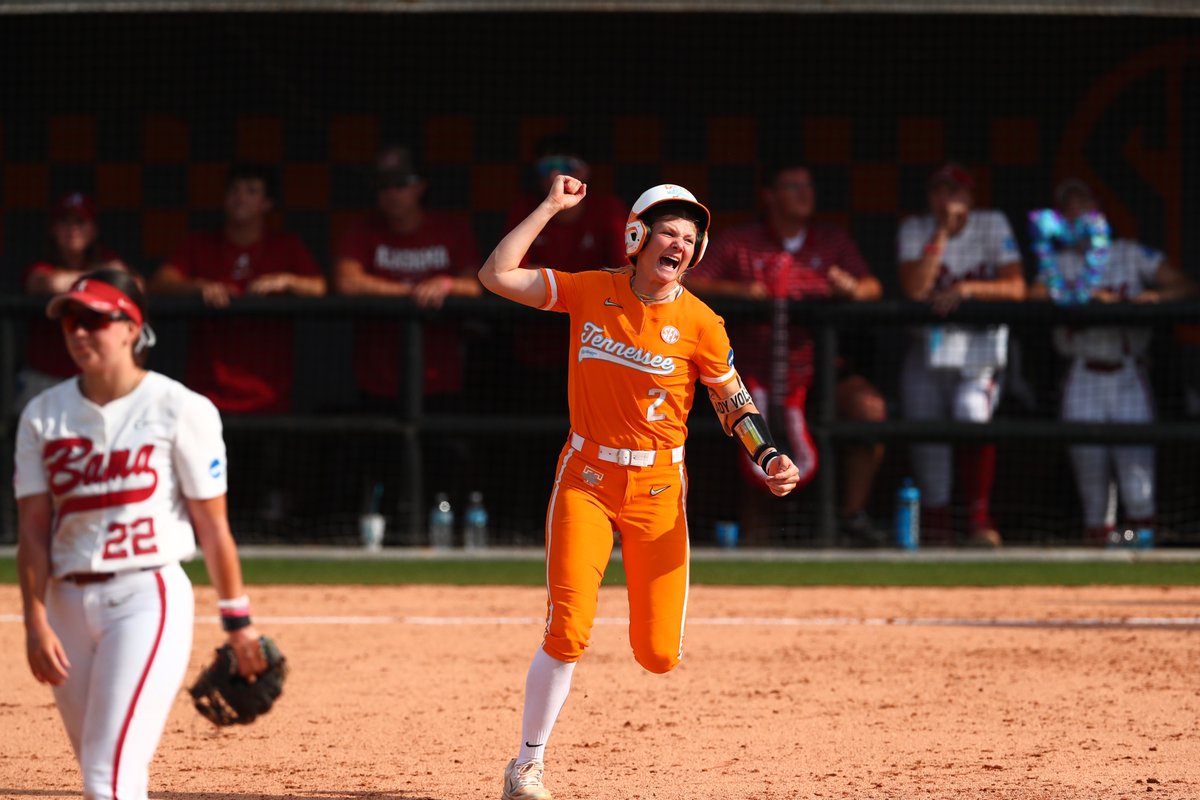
left=579, top=321, right=675, bottom=375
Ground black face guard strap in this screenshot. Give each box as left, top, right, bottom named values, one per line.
left=730, top=411, right=782, bottom=473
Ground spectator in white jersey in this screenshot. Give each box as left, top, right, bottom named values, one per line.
left=1029, top=179, right=1196, bottom=545
left=897, top=163, right=1026, bottom=547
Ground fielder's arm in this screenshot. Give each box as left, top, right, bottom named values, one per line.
left=17, top=493, right=70, bottom=686
left=707, top=375, right=800, bottom=497
left=479, top=174, right=585, bottom=308
left=188, top=494, right=267, bottom=677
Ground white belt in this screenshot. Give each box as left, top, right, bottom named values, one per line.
left=569, top=432, right=683, bottom=468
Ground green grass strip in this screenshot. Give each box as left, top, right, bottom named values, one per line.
left=2, top=557, right=1194, bottom=587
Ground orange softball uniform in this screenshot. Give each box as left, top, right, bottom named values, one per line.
left=535, top=268, right=738, bottom=670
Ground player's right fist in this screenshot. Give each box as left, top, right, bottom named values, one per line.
left=544, top=174, right=587, bottom=214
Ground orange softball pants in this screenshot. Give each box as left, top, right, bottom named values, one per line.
left=540, top=440, right=691, bottom=674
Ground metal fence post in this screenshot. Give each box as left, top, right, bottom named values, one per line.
left=813, top=311, right=838, bottom=547
left=401, top=313, right=424, bottom=543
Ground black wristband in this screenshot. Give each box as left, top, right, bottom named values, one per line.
left=221, top=614, right=252, bottom=632
left=760, top=450, right=783, bottom=472
left=731, top=412, right=779, bottom=471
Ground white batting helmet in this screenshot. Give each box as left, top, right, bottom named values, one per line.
left=624, top=184, right=712, bottom=268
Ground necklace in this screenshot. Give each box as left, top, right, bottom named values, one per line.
left=1028, top=209, right=1110, bottom=305
left=629, top=275, right=682, bottom=304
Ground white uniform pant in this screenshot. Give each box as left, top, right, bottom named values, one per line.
left=46, top=562, right=194, bottom=800
left=900, top=346, right=1001, bottom=507
left=1061, top=359, right=1155, bottom=528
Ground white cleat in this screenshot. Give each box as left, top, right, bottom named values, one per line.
left=502, top=758, right=553, bottom=800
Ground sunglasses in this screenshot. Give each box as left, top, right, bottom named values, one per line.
left=536, top=156, right=586, bottom=178
left=61, top=309, right=129, bottom=332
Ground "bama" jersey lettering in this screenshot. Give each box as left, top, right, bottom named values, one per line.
left=579, top=321, right=675, bottom=375
left=43, top=437, right=158, bottom=516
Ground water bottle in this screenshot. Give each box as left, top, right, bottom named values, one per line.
left=714, top=520, right=739, bottom=549
left=428, top=492, right=454, bottom=549
left=463, top=491, right=489, bottom=550
left=1135, top=527, right=1155, bottom=549
left=895, top=478, right=921, bottom=550
left=358, top=482, right=385, bottom=551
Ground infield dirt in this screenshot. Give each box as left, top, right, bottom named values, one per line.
left=2, top=584, right=1197, bottom=799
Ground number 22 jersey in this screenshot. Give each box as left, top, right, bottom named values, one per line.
left=14, top=371, right=228, bottom=576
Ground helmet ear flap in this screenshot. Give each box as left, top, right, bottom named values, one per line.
left=689, top=233, right=708, bottom=269
left=624, top=219, right=648, bottom=258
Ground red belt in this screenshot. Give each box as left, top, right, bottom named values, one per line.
left=61, top=567, right=160, bottom=585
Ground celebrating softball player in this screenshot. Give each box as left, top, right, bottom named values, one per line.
left=15, top=269, right=270, bottom=800
left=480, top=175, right=800, bottom=799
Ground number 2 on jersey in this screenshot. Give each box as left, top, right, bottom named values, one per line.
left=102, top=517, right=159, bottom=560
left=645, top=388, right=668, bottom=422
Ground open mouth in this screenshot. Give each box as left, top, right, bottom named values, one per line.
left=658, top=254, right=681, bottom=270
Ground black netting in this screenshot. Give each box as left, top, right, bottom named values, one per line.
left=3, top=11, right=1199, bottom=547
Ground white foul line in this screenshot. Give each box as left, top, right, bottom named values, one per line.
left=4, top=614, right=1198, bottom=628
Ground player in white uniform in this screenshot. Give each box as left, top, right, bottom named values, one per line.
left=1031, top=180, right=1196, bottom=545
left=15, top=269, right=269, bottom=800
left=897, top=163, right=1026, bottom=546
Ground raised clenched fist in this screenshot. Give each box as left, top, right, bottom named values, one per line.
left=544, top=174, right=587, bottom=214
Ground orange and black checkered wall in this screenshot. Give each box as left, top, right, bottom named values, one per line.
left=2, top=13, right=1197, bottom=294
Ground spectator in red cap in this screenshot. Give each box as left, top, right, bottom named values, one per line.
left=503, top=134, right=628, bottom=406
left=896, top=162, right=1026, bottom=547
left=334, top=145, right=482, bottom=408
left=690, top=160, right=888, bottom=546
left=17, top=192, right=129, bottom=411
left=149, top=162, right=326, bottom=414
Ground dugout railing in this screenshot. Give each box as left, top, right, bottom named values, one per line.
left=1, top=295, right=1198, bottom=547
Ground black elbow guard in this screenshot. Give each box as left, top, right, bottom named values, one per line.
left=731, top=412, right=782, bottom=472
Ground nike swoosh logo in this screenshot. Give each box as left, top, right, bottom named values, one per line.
left=649, top=485, right=669, bottom=496
left=603, top=297, right=623, bottom=308
left=525, top=741, right=544, bottom=748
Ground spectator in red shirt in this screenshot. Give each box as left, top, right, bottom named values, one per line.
left=690, top=161, right=888, bottom=546
left=333, top=145, right=482, bottom=407
left=503, top=135, right=628, bottom=405
left=18, top=192, right=129, bottom=411
left=149, top=163, right=325, bottom=414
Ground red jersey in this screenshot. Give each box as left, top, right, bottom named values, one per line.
left=23, top=246, right=122, bottom=379
left=168, top=230, right=321, bottom=413
left=337, top=211, right=479, bottom=398
left=506, top=193, right=628, bottom=369
left=702, top=219, right=872, bottom=388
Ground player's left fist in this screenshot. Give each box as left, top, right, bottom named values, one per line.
left=765, top=454, right=801, bottom=497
